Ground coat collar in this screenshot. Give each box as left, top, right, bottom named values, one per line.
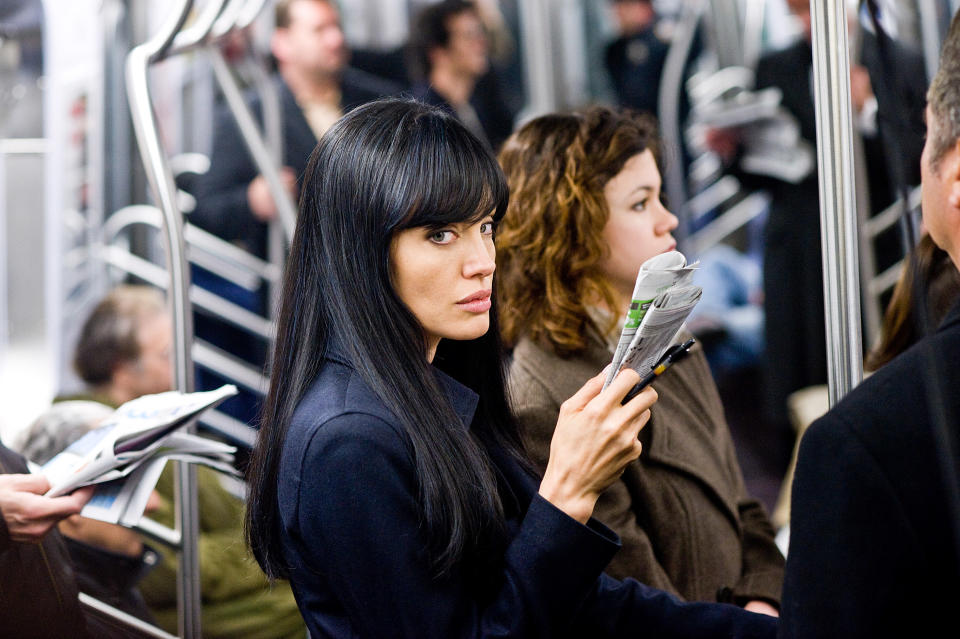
left=323, top=337, right=479, bottom=430
left=940, top=298, right=960, bottom=332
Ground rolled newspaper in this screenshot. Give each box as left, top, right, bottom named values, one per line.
left=604, top=251, right=699, bottom=388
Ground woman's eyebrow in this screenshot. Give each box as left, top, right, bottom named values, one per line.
left=627, top=185, right=654, bottom=196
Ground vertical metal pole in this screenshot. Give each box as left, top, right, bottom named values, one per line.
left=918, top=0, right=947, bottom=84
left=125, top=1, right=201, bottom=635
left=517, top=0, right=558, bottom=119
left=659, top=0, right=707, bottom=245
left=209, top=47, right=297, bottom=242
left=809, top=0, right=863, bottom=406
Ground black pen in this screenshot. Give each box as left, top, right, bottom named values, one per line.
left=620, top=338, right=696, bottom=405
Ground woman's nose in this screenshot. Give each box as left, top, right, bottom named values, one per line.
left=463, top=235, right=496, bottom=278
left=658, top=206, right=679, bottom=234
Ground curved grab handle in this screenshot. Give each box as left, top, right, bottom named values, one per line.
left=140, top=0, right=192, bottom=63
left=171, top=0, right=230, bottom=52
left=236, top=0, right=270, bottom=30
left=211, top=0, right=251, bottom=39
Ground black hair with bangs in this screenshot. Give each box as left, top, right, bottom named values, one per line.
left=246, top=98, right=529, bottom=580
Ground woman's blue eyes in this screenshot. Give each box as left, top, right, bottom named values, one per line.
left=427, top=221, right=495, bottom=244
left=429, top=230, right=455, bottom=244
left=632, top=199, right=649, bottom=212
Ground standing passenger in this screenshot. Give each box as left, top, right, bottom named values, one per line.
left=191, top=0, right=398, bottom=258
left=408, top=0, right=515, bottom=150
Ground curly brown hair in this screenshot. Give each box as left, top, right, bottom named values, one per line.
left=496, top=105, right=660, bottom=356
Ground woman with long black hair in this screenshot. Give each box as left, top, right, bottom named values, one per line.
left=245, top=98, right=776, bottom=638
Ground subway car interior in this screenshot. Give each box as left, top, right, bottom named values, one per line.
left=1, top=0, right=958, bottom=636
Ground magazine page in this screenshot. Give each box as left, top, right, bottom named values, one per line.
left=43, top=385, right=238, bottom=497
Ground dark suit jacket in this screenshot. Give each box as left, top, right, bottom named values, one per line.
left=0, top=444, right=90, bottom=638
left=412, top=74, right=516, bottom=151
left=276, top=343, right=777, bottom=638
left=780, top=299, right=960, bottom=638
left=190, top=68, right=397, bottom=257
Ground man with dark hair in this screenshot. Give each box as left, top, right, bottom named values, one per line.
left=191, top=0, right=397, bottom=257
left=778, top=10, right=960, bottom=637
left=409, top=0, right=515, bottom=149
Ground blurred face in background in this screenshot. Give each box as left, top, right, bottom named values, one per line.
left=435, top=10, right=489, bottom=79
left=112, top=312, right=173, bottom=402
left=610, top=0, right=656, bottom=35
left=599, top=150, right=678, bottom=305
left=786, top=0, right=812, bottom=41
left=274, top=0, right=348, bottom=80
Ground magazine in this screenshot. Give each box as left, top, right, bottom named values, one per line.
left=41, top=385, right=238, bottom=525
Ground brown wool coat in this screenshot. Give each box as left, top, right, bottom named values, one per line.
left=509, top=332, right=785, bottom=606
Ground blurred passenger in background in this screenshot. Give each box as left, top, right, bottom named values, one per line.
left=12, top=401, right=159, bottom=629
left=708, top=0, right=889, bottom=460
left=64, top=286, right=305, bottom=638
left=408, top=0, right=516, bottom=150
left=603, top=0, right=669, bottom=117
left=191, top=0, right=398, bottom=257
left=189, top=0, right=398, bottom=424
left=496, top=106, right=783, bottom=613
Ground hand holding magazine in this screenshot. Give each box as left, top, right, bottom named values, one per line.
left=604, top=251, right=703, bottom=389
left=40, top=385, right=238, bottom=526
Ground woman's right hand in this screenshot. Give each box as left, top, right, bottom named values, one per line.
left=538, top=368, right=656, bottom=523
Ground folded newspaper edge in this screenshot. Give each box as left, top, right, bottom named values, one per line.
left=604, top=251, right=702, bottom=389
left=42, top=385, right=239, bottom=516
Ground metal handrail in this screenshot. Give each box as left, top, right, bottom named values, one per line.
left=236, top=0, right=270, bottom=30
left=659, top=0, right=708, bottom=244
left=125, top=0, right=202, bottom=633
left=102, top=205, right=281, bottom=287
left=237, top=49, right=286, bottom=317
left=688, top=191, right=770, bottom=257
left=810, top=0, right=864, bottom=406
left=211, top=0, right=250, bottom=38
left=100, top=245, right=275, bottom=339
left=79, top=593, right=178, bottom=639
left=169, top=0, right=231, bottom=58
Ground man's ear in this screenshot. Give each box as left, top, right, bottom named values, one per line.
left=111, top=360, right=136, bottom=395
left=949, top=138, right=960, bottom=210
left=271, top=29, right=290, bottom=64
left=427, top=45, right=447, bottom=73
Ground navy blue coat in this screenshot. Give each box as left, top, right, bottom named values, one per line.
left=780, top=300, right=960, bottom=637
left=276, top=346, right=777, bottom=638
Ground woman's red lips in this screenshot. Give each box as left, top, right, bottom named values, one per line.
left=457, top=290, right=491, bottom=304
left=457, top=290, right=492, bottom=312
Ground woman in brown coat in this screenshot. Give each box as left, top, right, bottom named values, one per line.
left=496, top=106, right=784, bottom=614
